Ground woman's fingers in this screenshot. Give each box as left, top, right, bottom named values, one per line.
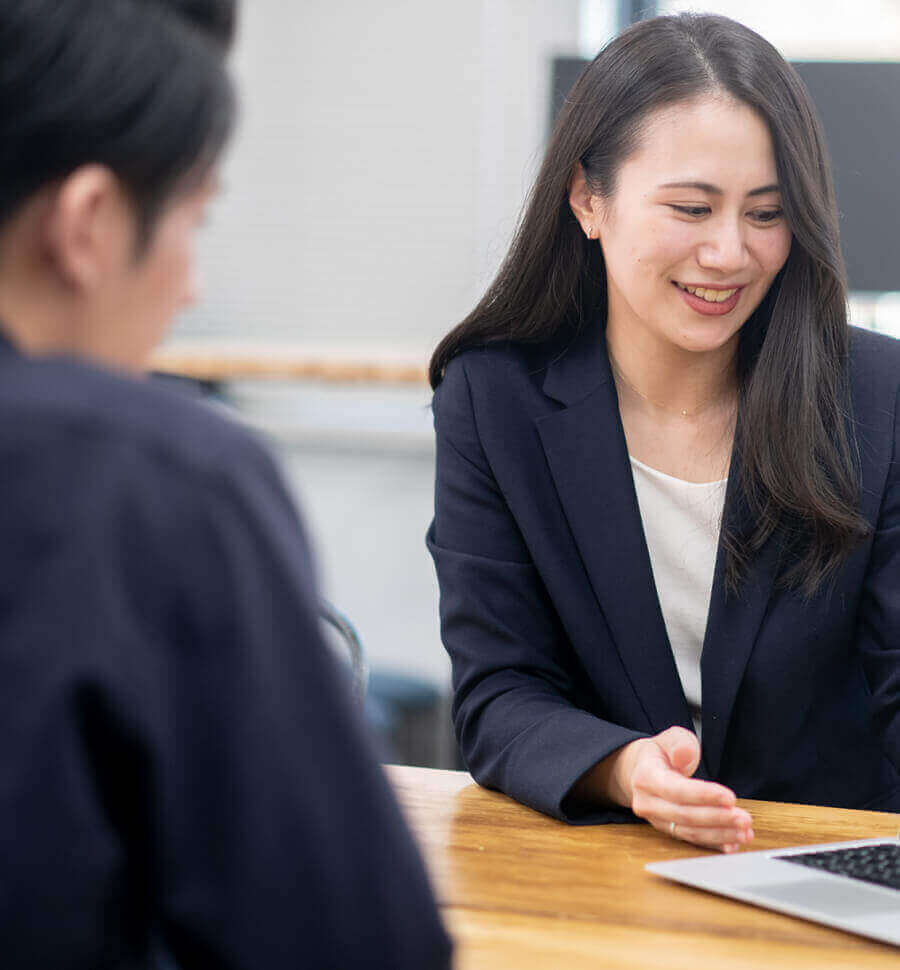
left=628, top=738, right=753, bottom=850
left=662, top=821, right=755, bottom=852
left=653, top=725, right=702, bottom=775
left=635, top=792, right=752, bottom=831
left=638, top=803, right=753, bottom=850
left=653, top=770, right=736, bottom=807
left=633, top=755, right=735, bottom=807
left=624, top=730, right=754, bottom=850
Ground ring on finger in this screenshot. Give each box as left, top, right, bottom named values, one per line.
left=669, top=820, right=677, bottom=837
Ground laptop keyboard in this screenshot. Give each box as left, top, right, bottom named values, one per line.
left=777, top=843, right=900, bottom=892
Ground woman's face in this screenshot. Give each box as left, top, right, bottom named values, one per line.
left=580, top=95, right=793, bottom=357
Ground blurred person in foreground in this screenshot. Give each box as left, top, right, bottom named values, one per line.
left=0, top=2, right=451, bottom=968
left=428, top=13, right=900, bottom=851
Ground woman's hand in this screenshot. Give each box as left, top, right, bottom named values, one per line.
left=585, top=727, right=754, bottom=852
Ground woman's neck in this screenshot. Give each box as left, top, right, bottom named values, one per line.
left=605, top=319, right=739, bottom=419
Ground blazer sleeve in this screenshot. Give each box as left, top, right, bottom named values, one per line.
left=428, top=357, right=647, bottom=824
left=856, top=382, right=900, bottom=772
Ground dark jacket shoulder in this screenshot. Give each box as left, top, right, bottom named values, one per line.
left=850, top=325, right=900, bottom=392
left=437, top=330, right=592, bottom=417
left=848, top=327, right=900, bottom=467
left=444, top=326, right=900, bottom=409
left=0, top=351, right=277, bottom=493
left=850, top=323, right=900, bottom=368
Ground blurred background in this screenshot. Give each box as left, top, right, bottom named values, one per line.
left=155, top=0, right=900, bottom=767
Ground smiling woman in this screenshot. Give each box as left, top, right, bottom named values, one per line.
left=427, top=13, right=900, bottom=854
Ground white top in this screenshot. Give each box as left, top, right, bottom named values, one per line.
left=629, top=456, right=727, bottom=739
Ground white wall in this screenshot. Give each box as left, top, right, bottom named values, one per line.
left=176, top=0, right=581, bottom=349
left=657, top=0, right=900, bottom=60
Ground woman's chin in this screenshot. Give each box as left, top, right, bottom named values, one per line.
left=670, top=319, right=744, bottom=355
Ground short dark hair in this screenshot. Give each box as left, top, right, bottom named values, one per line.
left=152, top=0, right=238, bottom=47
left=0, top=0, right=237, bottom=239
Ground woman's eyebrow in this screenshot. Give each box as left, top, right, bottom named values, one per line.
left=658, top=180, right=780, bottom=197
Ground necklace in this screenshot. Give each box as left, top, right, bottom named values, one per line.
left=608, top=351, right=734, bottom=419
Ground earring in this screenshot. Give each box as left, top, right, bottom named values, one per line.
left=586, top=224, right=593, bottom=240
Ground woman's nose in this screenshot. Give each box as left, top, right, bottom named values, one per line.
left=696, top=221, right=749, bottom=274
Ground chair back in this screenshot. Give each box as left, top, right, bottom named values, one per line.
left=319, top=599, right=369, bottom=703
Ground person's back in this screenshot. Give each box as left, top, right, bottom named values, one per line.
left=0, top=2, right=451, bottom=967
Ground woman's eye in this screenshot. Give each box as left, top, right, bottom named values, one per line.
left=669, top=205, right=710, bottom=217
left=749, top=208, right=783, bottom=224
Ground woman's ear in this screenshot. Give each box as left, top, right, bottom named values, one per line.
left=42, top=165, right=133, bottom=291
left=567, top=162, right=605, bottom=239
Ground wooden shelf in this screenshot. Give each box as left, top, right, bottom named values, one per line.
left=151, top=341, right=430, bottom=385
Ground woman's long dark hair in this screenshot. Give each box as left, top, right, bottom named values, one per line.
left=429, top=13, right=870, bottom=597
left=0, top=0, right=237, bottom=243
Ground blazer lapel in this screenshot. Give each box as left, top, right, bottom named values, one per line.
left=535, top=329, right=695, bottom=737
left=700, top=448, right=780, bottom=779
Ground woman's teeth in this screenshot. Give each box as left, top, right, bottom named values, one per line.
left=676, top=282, right=739, bottom=303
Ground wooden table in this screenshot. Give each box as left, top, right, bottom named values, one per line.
left=387, top=765, right=900, bottom=969
left=150, top=341, right=429, bottom=385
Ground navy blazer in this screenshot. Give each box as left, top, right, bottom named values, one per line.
left=428, top=324, right=900, bottom=824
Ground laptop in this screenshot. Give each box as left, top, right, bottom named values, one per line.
left=646, top=834, right=900, bottom=946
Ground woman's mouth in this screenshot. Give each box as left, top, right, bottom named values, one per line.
left=673, top=281, right=743, bottom=315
